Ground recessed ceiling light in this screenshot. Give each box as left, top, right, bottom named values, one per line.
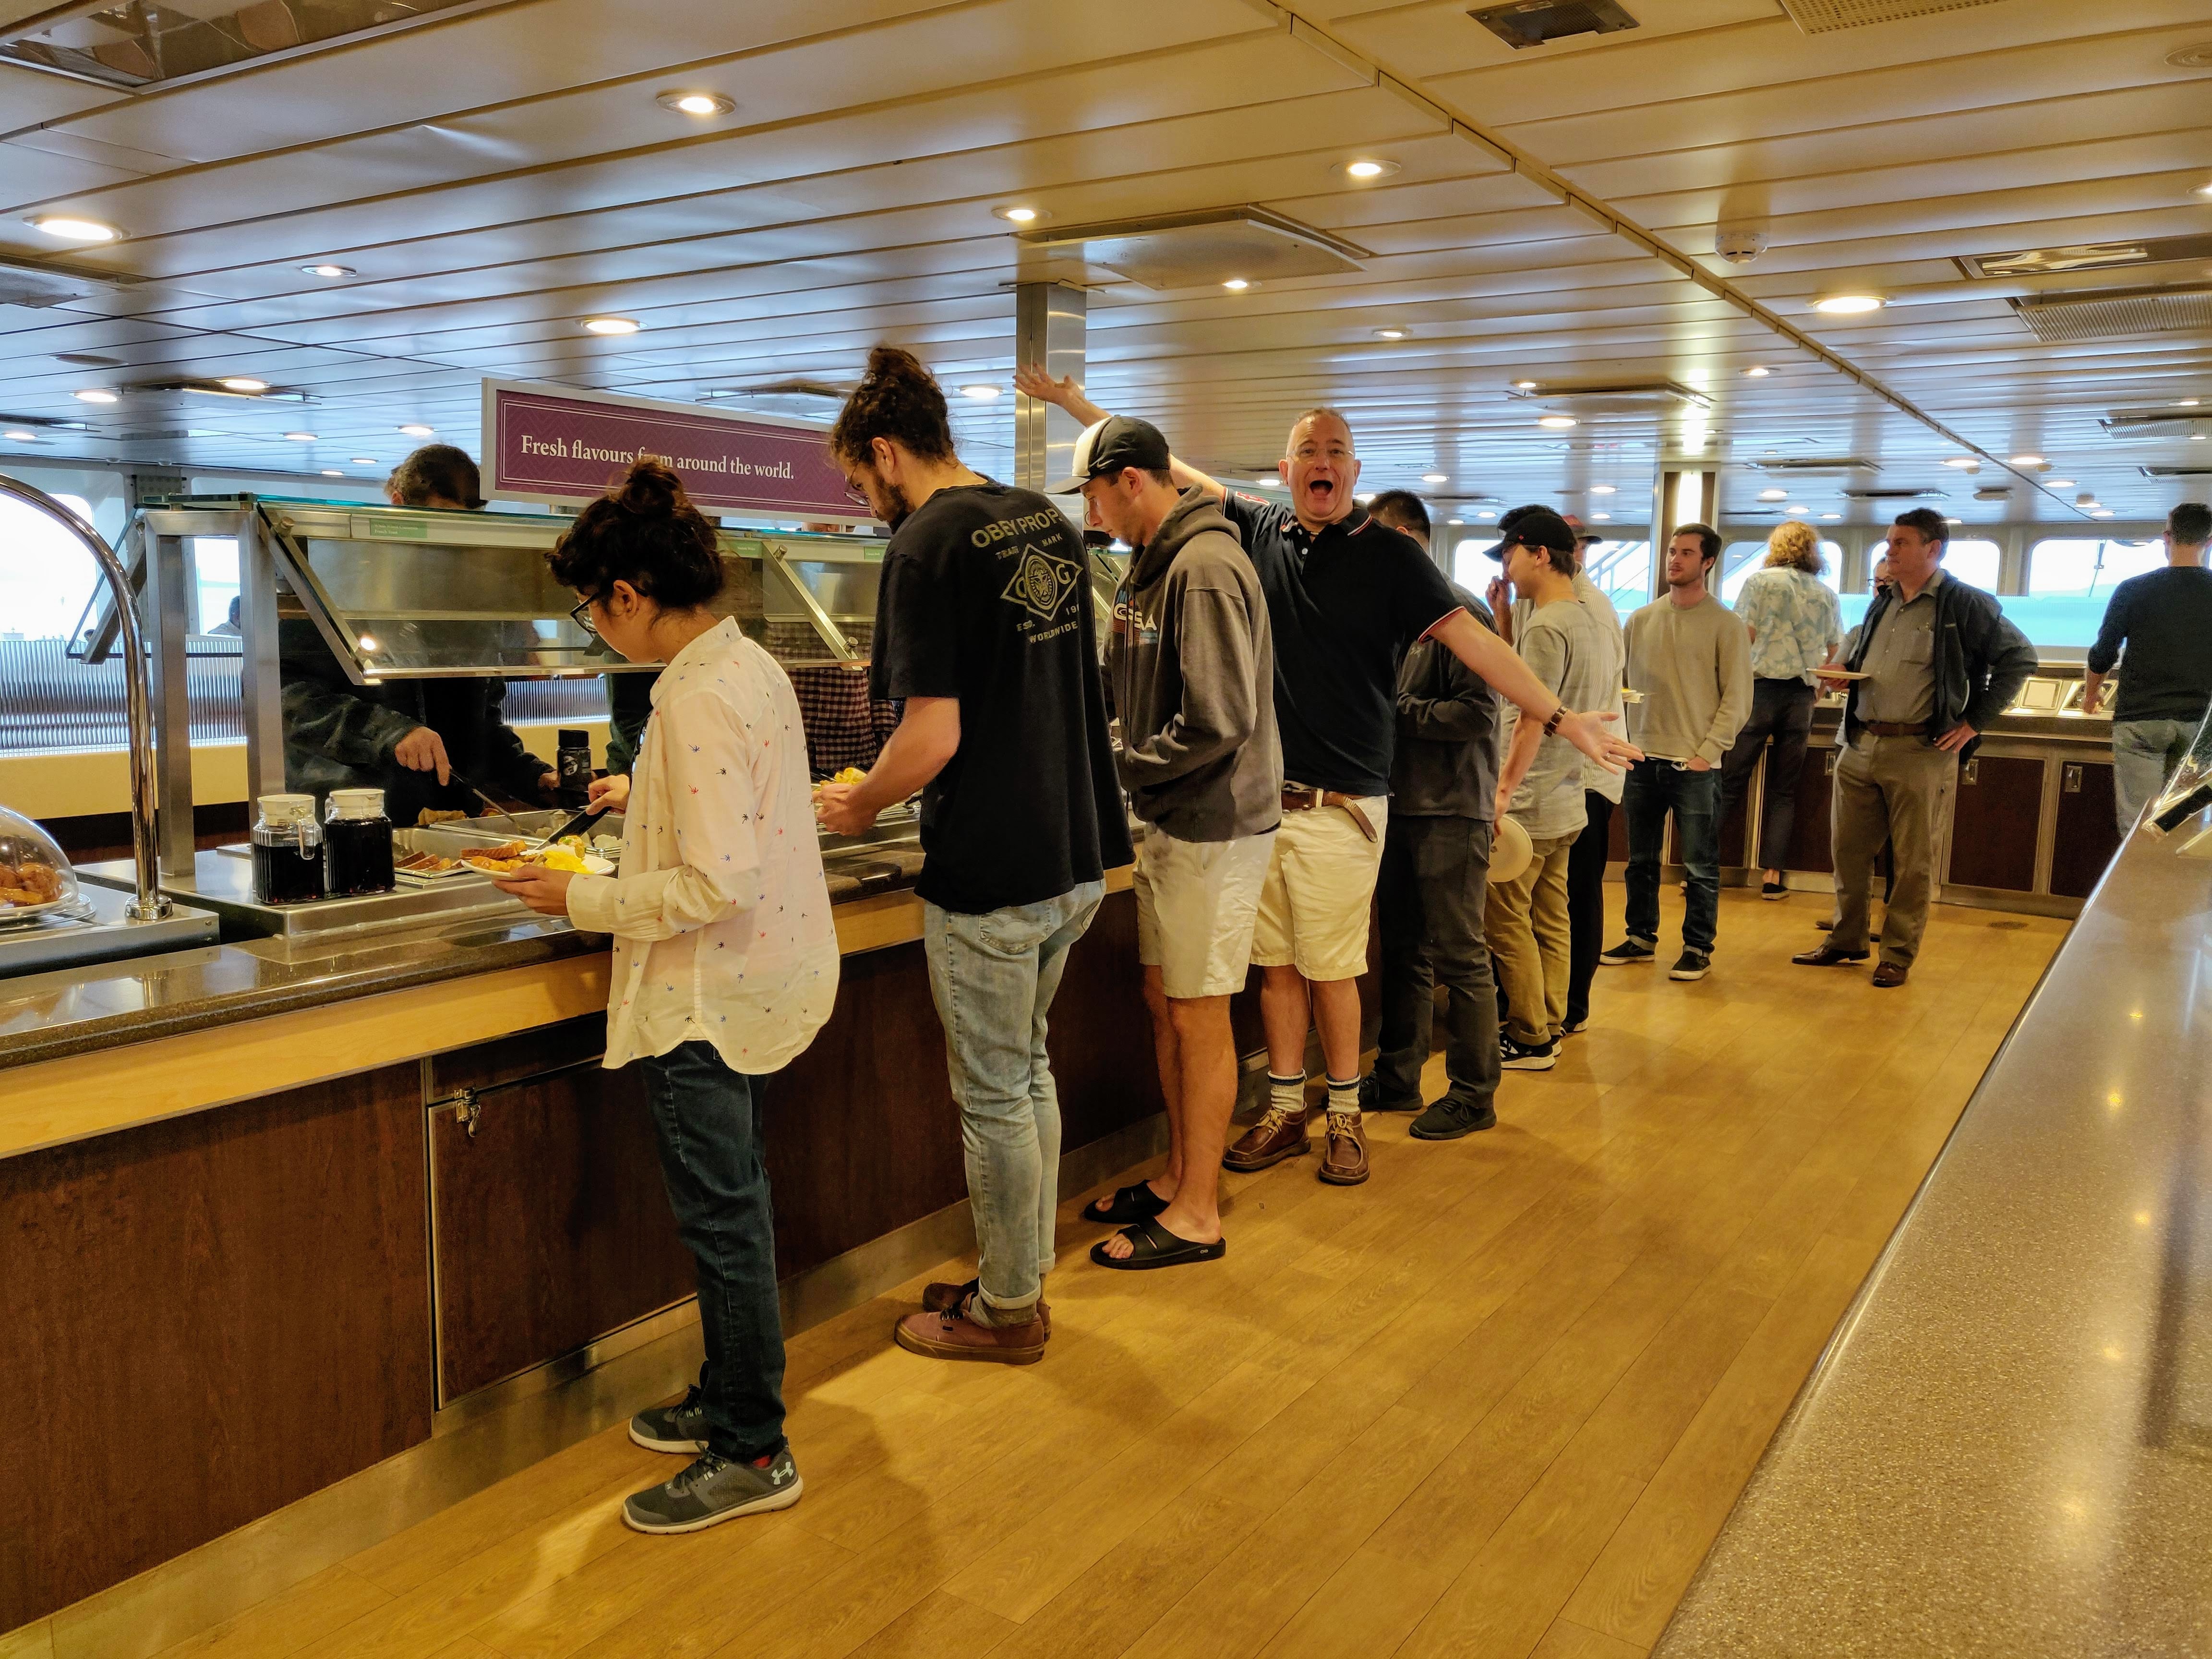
left=1743, top=365, right=1770, bottom=378
left=302, top=263, right=354, bottom=277
left=320, top=468, right=343, bottom=477
left=1591, top=512, right=1611, bottom=521
left=1422, top=472, right=1448, bottom=484
left=72, top=388, right=117, bottom=403
left=352, top=457, right=377, bottom=465
left=2091, top=508, right=2116, bottom=518
left=1513, top=379, right=1538, bottom=390
left=1758, top=487, right=1788, bottom=501
left=1537, top=415, right=1577, bottom=429
left=2177, top=398, right=2202, bottom=408
left=1943, top=456, right=1979, bottom=469
left=1590, top=484, right=1616, bottom=495
left=1813, top=294, right=1884, bottom=314
left=993, top=205, right=1047, bottom=224
left=2195, top=433, right=2209, bottom=442
left=656, top=90, right=733, bottom=116
left=1344, top=159, right=1400, bottom=180
left=29, top=215, right=120, bottom=243
left=1374, top=327, right=1409, bottom=340
left=1946, top=516, right=1964, bottom=525
left=218, top=376, right=268, bottom=393
left=4, top=429, right=35, bottom=442
left=1787, top=504, right=1811, bottom=515
left=2196, top=182, right=2212, bottom=198
left=959, top=384, right=1001, bottom=401
left=1477, top=510, right=1496, bottom=519
left=2009, top=454, right=2046, bottom=466
left=582, top=316, right=640, bottom=335
left=398, top=423, right=435, bottom=437
left=1446, top=518, right=1464, bottom=526
left=1821, top=513, right=1841, bottom=520
left=2045, top=478, right=2075, bottom=488
left=1222, top=278, right=1251, bottom=291
left=283, top=431, right=316, bottom=441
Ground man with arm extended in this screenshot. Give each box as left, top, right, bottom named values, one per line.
left=1603, top=523, right=1752, bottom=983
left=1052, top=415, right=1279, bottom=1267
left=1017, top=368, right=1635, bottom=1188
left=1796, top=509, right=2036, bottom=987
left=2085, top=501, right=2212, bottom=832
left=817, top=348, right=1130, bottom=1362
left=1361, top=490, right=1503, bottom=1141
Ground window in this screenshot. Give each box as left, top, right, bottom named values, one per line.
left=1993, top=538, right=2171, bottom=650
left=1939, top=539, right=2000, bottom=591
left=1452, top=539, right=1494, bottom=591
left=0, top=476, right=126, bottom=642
left=1719, top=539, right=1843, bottom=603
left=1584, top=539, right=1650, bottom=615
left=192, top=538, right=240, bottom=633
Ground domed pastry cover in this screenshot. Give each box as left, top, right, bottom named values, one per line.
left=0, top=805, right=83, bottom=920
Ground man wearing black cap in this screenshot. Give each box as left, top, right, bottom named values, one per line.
left=1017, top=368, right=1636, bottom=1189
left=1049, top=416, right=1279, bottom=1268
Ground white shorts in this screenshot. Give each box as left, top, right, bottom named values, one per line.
left=1132, top=825, right=1274, bottom=999
left=1251, top=795, right=1388, bottom=982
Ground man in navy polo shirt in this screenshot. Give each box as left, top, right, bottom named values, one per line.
left=1018, top=369, right=1635, bottom=1187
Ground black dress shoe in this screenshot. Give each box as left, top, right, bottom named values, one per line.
left=1791, top=944, right=1869, bottom=967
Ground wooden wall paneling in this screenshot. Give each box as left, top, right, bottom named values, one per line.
left=429, top=1062, right=695, bottom=1403
left=1045, top=889, right=1171, bottom=1154
left=1787, top=746, right=1838, bottom=875
left=0, top=1067, right=432, bottom=1630
left=1608, top=798, right=1630, bottom=862
left=428, top=1012, right=611, bottom=1096
left=1717, top=765, right=1750, bottom=867
left=2049, top=759, right=2122, bottom=900
left=1946, top=754, right=2044, bottom=892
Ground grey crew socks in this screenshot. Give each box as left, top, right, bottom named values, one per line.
left=1326, top=1076, right=1360, bottom=1120
left=1268, top=1072, right=1306, bottom=1118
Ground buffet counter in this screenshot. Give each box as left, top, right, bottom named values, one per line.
left=1654, top=781, right=2212, bottom=1655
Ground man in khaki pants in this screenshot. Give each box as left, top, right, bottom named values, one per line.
left=1796, top=509, right=2034, bottom=986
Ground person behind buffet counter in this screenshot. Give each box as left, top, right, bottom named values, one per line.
left=2085, top=501, right=2212, bottom=832
left=495, top=457, right=838, bottom=1536
left=279, top=444, right=556, bottom=819
left=815, top=347, right=1130, bottom=1365
left=1796, top=508, right=2035, bottom=987
left=1050, top=414, right=1279, bottom=1272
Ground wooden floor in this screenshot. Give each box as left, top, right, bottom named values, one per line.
left=136, top=891, right=2065, bottom=1659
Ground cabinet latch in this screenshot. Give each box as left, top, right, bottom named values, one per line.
left=1962, top=758, right=1979, bottom=784
left=430, top=1086, right=483, bottom=1139
left=2063, top=763, right=2084, bottom=794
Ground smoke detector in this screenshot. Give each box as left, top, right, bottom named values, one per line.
left=1715, top=227, right=1767, bottom=266
left=1469, top=0, right=1639, bottom=48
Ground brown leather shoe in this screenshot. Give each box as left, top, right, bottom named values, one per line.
left=895, top=1295, right=1046, bottom=1365
left=1319, top=1111, right=1369, bottom=1186
left=1223, top=1105, right=1310, bottom=1172
left=922, top=1278, right=1050, bottom=1335
left=1871, top=962, right=1910, bottom=988
left=1791, top=944, right=1869, bottom=967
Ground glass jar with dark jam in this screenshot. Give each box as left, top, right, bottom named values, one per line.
left=251, top=793, right=326, bottom=905
left=324, top=787, right=396, bottom=896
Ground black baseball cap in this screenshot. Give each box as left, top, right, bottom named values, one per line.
left=1047, top=415, right=1172, bottom=493
left=1478, top=504, right=1576, bottom=560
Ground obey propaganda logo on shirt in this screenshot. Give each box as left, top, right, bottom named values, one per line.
left=974, top=506, right=1082, bottom=639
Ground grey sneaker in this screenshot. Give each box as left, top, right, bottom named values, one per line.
left=1408, top=1097, right=1497, bottom=1141
left=1599, top=938, right=1656, bottom=966
left=1670, top=950, right=1712, bottom=982
left=629, top=1385, right=708, bottom=1455
left=623, top=1447, right=803, bottom=1534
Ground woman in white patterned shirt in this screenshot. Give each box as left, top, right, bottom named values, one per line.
left=1722, top=521, right=1845, bottom=898
left=495, top=459, right=838, bottom=1537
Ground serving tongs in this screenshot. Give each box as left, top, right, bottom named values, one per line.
left=530, top=802, right=613, bottom=850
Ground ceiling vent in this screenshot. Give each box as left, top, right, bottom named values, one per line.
left=1960, top=234, right=2212, bottom=280
left=698, top=379, right=847, bottom=419
left=1503, top=379, right=1709, bottom=416
left=1843, top=486, right=1945, bottom=501
left=1469, top=0, right=1639, bottom=48
left=2011, top=288, right=2212, bottom=343
left=0, top=413, right=89, bottom=433
left=1018, top=208, right=1367, bottom=291
left=0, top=255, right=133, bottom=310
left=1973, top=486, right=2012, bottom=501
left=1780, top=0, right=2005, bottom=32
left=2101, top=410, right=2212, bottom=438
left=2142, top=466, right=2212, bottom=478
left=1745, top=455, right=1877, bottom=473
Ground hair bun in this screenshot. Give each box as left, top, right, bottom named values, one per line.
left=615, top=457, right=685, bottom=516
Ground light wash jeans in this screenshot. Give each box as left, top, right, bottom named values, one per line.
left=923, top=880, right=1104, bottom=1322
left=2111, top=718, right=2200, bottom=834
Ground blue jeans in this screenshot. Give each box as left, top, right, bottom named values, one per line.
left=924, top=881, right=1103, bottom=1321
left=638, top=1042, right=786, bottom=1462
left=2111, top=718, right=2199, bottom=834
left=1623, top=759, right=1720, bottom=955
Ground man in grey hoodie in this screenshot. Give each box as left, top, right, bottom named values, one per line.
left=1051, top=416, right=1280, bottom=1270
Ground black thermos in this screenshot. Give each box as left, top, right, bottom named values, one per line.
left=556, top=728, right=593, bottom=809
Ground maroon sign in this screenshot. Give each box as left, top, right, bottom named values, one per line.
left=481, top=378, right=870, bottom=520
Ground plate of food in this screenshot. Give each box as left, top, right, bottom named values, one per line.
left=0, top=860, right=74, bottom=920
left=460, top=840, right=615, bottom=878
left=394, top=849, right=471, bottom=884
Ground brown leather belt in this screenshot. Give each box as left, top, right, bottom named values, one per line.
left=1860, top=721, right=1928, bottom=737
left=1282, top=785, right=1377, bottom=842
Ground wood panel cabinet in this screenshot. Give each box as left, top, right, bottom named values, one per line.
left=2050, top=760, right=2122, bottom=900
left=0, top=1067, right=431, bottom=1630
left=1785, top=746, right=1838, bottom=875
left=1946, top=754, right=2044, bottom=892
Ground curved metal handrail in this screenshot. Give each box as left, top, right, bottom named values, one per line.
left=0, top=473, right=168, bottom=920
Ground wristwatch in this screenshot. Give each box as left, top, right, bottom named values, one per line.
left=1541, top=704, right=1568, bottom=736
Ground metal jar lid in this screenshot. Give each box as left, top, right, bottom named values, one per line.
left=256, top=793, right=318, bottom=827
left=327, top=787, right=387, bottom=820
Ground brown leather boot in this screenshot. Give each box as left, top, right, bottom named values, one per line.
left=895, top=1295, right=1047, bottom=1365
left=922, top=1278, right=1050, bottom=1335
left=1223, top=1105, right=1310, bottom=1172
left=1319, top=1111, right=1369, bottom=1186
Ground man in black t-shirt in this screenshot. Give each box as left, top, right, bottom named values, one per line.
left=1017, top=370, right=1635, bottom=1190
left=819, top=348, right=1130, bottom=1366
left=2087, top=501, right=2212, bottom=831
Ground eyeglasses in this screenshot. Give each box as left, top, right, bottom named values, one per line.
left=569, top=596, right=600, bottom=637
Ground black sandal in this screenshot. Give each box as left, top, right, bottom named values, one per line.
left=1090, top=1215, right=1226, bottom=1271
left=1081, top=1181, right=1169, bottom=1226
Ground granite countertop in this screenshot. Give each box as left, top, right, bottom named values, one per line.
left=1654, top=820, right=2212, bottom=1656
left=0, top=842, right=927, bottom=1073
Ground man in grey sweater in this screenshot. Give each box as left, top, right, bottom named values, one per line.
left=1361, top=492, right=1502, bottom=1141
left=1603, top=522, right=1752, bottom=982
left=1052, top=416, right=1280, bottom=1270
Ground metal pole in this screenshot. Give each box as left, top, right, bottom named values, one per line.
left=237, top=510, right=287, bottom=804
left=1014, top=282, right=1086, bottom=498
left=0, top=472, right=170, bottom=920
left=143, top=528, right=198, bottom=877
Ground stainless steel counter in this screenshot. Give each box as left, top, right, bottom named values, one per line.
left=1655, top=816, right=2212, bottom=1656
